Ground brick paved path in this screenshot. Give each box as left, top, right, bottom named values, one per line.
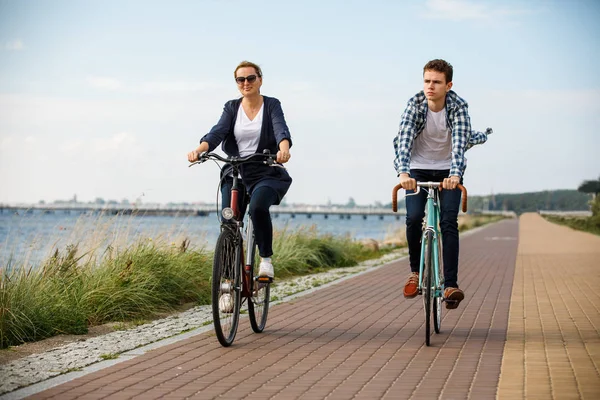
left=498, top=214, right=600, bottom=399
left=28, top=219, right=519, bottom=399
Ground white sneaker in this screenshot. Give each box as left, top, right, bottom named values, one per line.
left=258, top=258, right=274, bottom=278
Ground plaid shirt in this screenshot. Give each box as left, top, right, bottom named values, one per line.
left=393, top=90, right=492, bottom=177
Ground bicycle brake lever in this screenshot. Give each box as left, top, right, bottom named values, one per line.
left=404, top=186, right=421, bottom=197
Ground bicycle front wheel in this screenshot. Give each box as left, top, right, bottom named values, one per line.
left=423, top=230, right=433, bottom=346
left=212, top=227, right=242, bottom=347
left=248, top=243, right=270, bottom=333
left=433, top=235, right=443, bottom=334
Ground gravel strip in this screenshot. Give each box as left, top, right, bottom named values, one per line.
left=0, top=249, right=406, bottom=395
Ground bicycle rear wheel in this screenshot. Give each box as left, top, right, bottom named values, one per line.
left=248, top=242, right=270, bottom=333
left=433, top=235, right=443, bottom=334
left=212, top=227, right=242, bottom=347
left=423, top=230, right=433, bottom=346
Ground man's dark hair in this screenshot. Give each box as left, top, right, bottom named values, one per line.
left=423, top=59, right=453, bottom=83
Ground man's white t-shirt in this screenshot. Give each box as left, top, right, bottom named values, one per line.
left=410, top=108, right=452, bottom=170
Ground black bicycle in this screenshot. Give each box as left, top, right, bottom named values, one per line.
left=190, top=151, right=279, bottom=347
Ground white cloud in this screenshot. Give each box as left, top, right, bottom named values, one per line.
left=87, top=76, right=123, bottom=91
left=5, top=39, right=24, bottom=50
left=421, top=0, right=531, bottom=21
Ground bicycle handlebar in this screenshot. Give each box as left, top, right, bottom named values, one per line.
left=392, top=182, right=468, bottom=213
left=188, top=150, right=278, bottom=168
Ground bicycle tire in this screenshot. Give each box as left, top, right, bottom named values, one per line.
left=248, top=240, right=270, bottom=333
left=433, top=235, right=443, bottom=334
left=212, top=227, right=242, bottom=347
left=423, top=230, right=433, bottom=346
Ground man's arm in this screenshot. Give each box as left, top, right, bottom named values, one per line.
left=466, top=127, right=493, bottom=150
left=448, top=104, right=471, bottom=178
left=393, top=101, right=419, bottom=176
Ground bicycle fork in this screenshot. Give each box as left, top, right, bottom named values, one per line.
left=241, top=218, right=255, bottom=297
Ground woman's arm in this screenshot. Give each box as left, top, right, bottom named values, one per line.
left=187, top=102, right=234, bottom=162
left=200, top=102, right=235, bottom=151
left=270, top=99, right=293, bottom=149
left=269, top=98, right=293, bottom=163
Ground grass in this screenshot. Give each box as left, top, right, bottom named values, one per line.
left=99, top=353, right=119, bottom=360
left=543, top=215, right=600, bottom=236
left=457, top=214, right=507, bottom=232
left=542, top=196, right=600, bottom=236
left=271, top=225, right=386, bottom=279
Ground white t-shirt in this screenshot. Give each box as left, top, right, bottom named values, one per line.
left=234, top=103, right=264, bottom=157
left=410, top=108, right=452, bottom=170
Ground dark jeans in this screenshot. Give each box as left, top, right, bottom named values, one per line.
left=221, top=178, right=279, bottom=258
left=405, top=169, right=462, bottom=288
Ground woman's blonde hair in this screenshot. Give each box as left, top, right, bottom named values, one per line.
left=234, top=61, right=263, bottom=78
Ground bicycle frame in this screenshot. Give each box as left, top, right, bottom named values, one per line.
left=222, top=168, right=255, bottom=299
left=191, top=150, right=278, bottom=299
left=417, top=187, right=443, bottom=298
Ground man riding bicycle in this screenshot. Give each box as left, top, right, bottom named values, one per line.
left=393, top=59, right=491, bottom=309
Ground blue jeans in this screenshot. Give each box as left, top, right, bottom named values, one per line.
left=405, top=169, right=462, bottom=288
left=221, top=177, right=279, bottom=258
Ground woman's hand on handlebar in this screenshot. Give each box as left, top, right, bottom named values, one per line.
left=399, top=173, right=416, bottom=190
left=187, top=143, right=209, bottom=163
left=276, top=150, right=291, bottom=164
left=276, top=139, right=291, bottom=164
left=187, top=150, right=200, bottom=163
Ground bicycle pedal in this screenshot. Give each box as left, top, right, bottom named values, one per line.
left=256, top=276, right=273, bottom=283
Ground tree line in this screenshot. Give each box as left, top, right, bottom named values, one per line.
left=384, top=176, right=600, bottom=215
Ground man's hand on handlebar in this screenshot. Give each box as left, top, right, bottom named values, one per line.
left=399, top=173, right=416, bottom=191
left=442, top=175, right=460, bottom=190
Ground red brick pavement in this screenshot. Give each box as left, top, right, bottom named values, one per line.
left=28, top=219, right=518, bottom=400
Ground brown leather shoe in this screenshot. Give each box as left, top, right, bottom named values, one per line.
left=444, top=287, right=464, bottom=309
left=403, top=272, right=420, bottom=298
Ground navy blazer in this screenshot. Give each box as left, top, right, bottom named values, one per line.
left=200, top=96, right=293, bottom=201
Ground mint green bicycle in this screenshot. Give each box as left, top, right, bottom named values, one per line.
left=393, top=182, right=467, bottom=346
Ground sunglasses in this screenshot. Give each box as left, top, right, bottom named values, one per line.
left=235, top=75, right=258, bottom=84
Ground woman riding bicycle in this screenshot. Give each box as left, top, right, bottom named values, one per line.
left=187, top=60, right=292, bottom=280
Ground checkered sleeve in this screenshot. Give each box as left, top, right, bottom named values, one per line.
left=449, top=104, right=471, bottom=177
left=466, top=127, right=493, bottom=150
left=393, top=101, right=419, bottom=176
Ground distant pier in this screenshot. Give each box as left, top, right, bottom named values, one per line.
left=0, top=203, right=407, bottom=219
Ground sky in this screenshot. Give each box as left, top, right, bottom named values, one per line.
left=1, top=0, right=599, bottom=206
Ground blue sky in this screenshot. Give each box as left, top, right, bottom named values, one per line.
left=1, top=0, right=599, bottom=205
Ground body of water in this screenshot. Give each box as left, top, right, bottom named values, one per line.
left=0, top=209, right=405, bottom=268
